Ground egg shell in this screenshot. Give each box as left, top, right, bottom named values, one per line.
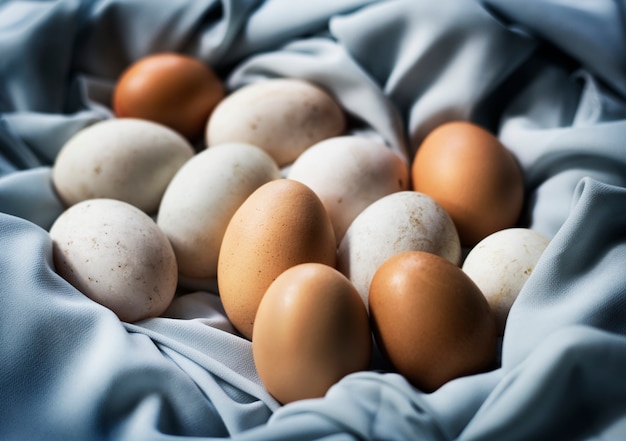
left=206, top=78, right=346, bottom=167
left=287, top=135, right=410, bottom=243
left=49, top=198, right=178, bottom=323
left=113, top=52, right=225, bottom=141
left=252, top=263, right=371, bottom=404
left=462, top=228, right=550, bottom=335
left=337, top=191, right=461, bottom=309
left=217, top=178, right=336, bottom=339
left=52, top=118, right=195, bottom=214
left=157, top=142, right=281, bottom=279
left=411, top=121, right=524, bottom=246
left=369, top=251, right=498, bottom=392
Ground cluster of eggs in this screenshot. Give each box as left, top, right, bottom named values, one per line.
left=48, top=53, right=550, bottom=404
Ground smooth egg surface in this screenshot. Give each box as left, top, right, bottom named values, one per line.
left=49, top=198, right=178, bottom=323
left=157, top=142, right=281, bottom=279
left=206, top=78, right=346, bottom=166
left=52, top=118, right=194, bottom=214
left=287, top=135, right=409, bottom=243
left=369, top=251, right=498, bottom=392
left=411, top=121, right=524, bottom=246
left=253, top=263, right=371, bottom=404
left=462, top=228, right=550, bottom=335
left=217, top=179, right=336, bottom=339
left=113, top=53, right=225, bottom=141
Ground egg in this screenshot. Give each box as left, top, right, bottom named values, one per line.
left=337, top=191, right=461, bottom=309
left=411, top=121, right=524, bottom=246
left=113, top=52, right=225, bottom=141
left=206, top=78, right=346, bottom=167
left=462, top=228, right=550, bottom=335
left=52, top=118, right=195, bottom=214
left=157, top=142, right=281, bottom=279
left=217, top=179, right=336, bottom=339
left=287, top=135, right=409, bottom=243
left=49, top=198, right=178, bottom=323
left=252, top=263, right=371, bottom=404
left=369, top=251, right=498, bottom=392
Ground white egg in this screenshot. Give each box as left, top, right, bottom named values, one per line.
left=287, top=135, right=409, bottom=243
left=157, top=142, right=281, bottom=279
left=462, top=228, right=550, bottom=335
left=337, top=191, right=461, bottom=309
left=205, top=78, right=346, bottom=167
left=49, top=198, right=178, bottom=322
left=52, top=118, right=195, bottom=214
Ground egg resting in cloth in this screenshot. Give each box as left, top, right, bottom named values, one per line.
left=1, top=0, right=626, bottom=440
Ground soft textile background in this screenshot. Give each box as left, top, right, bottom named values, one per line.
left=1, top=0, right=625, bottom=440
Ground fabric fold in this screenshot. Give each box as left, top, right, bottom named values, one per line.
left=1, top=1, right=626, bottom=440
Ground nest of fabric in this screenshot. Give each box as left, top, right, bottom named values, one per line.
left=1, top=1, right=625, bottom=440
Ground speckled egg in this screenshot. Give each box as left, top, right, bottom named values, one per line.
left=49, top=198, right=178, bottom=322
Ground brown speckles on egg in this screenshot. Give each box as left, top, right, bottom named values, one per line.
left=337, top=191, right=461, bottom=309
left=49, top=199, right=178, bottom=323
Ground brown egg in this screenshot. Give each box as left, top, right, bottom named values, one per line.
left=253, top=263, right=371, bottom=404
left=113, top=53, right=224, bottom=141
left=369, top=251, right=497, bottom=392
left=217, top=179, right=336, bottom=339
left=411, top=121, right=524, bottom=246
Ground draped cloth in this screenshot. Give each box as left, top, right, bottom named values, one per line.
left=1, top=1, right=625, bottom=439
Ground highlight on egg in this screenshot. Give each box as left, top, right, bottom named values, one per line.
left=217, top=178, right=336, bottom=339
left=206, top=78, right=346, bottom=167
left=252, top=263, right=371, bottom=404
left=52, top=118, right=195, bottom=215
left=462, top=228, right=550, bottom=335
left=113, top=52, right=225, bottom=141
left=287, top=135, right=410, bottom=244
left=157, top=142, right=281, bottom=280
left=50, top=58, right=534, bottom=401
left=337, top=190, right=461, bottom=309
left=368, top=250, right=498, bottom=392
left=49, top=198, right=178, bottom=323
left=411, top=121, right=524, bottom=246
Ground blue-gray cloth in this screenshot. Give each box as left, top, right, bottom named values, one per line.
left=2, top=0, right=626, bottom=439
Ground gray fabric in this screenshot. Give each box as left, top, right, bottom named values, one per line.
left=1, top=0, right=625, bottom=439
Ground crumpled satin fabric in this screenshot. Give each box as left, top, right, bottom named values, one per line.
left=1, top=0, right=625, bottom=440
